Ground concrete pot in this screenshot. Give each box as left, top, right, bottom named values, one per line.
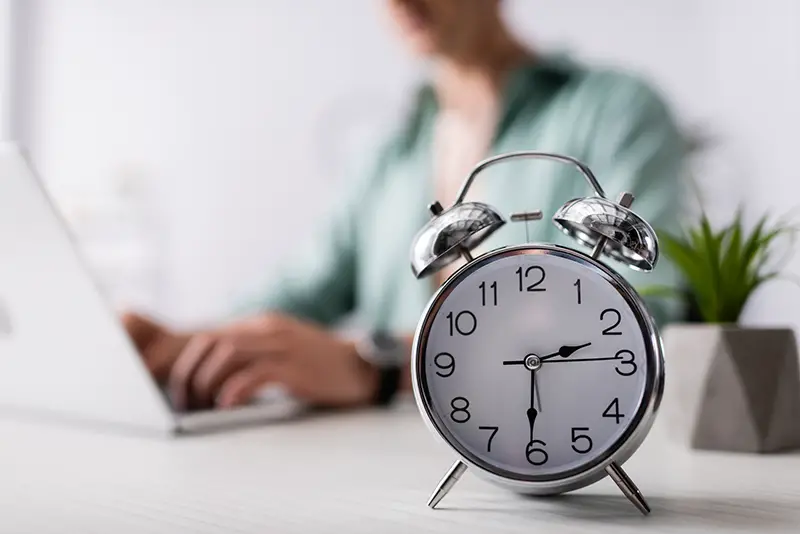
left=661, top=324, right=800, bottom=453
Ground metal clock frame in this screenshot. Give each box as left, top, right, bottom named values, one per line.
left=411, top=243, right=665, bottom=513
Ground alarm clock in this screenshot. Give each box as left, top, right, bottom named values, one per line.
left=409, top=151, right=664, bottom=515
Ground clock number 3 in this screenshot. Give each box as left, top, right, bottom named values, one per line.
left=614, top=350, right=637, bottom=376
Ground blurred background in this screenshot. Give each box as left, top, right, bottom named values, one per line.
left=1, top=0, right=798, bottom=330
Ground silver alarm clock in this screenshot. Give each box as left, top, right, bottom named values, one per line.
left=409, top=151, right=664, bottom=515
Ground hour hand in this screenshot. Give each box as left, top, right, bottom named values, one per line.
left=540, top=342, right=592, bottom=361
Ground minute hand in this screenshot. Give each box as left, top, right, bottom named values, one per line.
left=543, top=355, right=622, bottom=364
left=540, top=342, right=592, bottom=361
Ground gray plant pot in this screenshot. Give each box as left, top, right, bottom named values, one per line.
left=661, top=324, right=800, bottom=453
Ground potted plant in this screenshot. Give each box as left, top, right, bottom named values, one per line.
left=644, top=211, right=800, bottom=453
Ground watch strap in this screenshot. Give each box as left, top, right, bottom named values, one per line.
left=355, top=331, right=405, bottom=407
left=373, top=365, right=402, bottom=406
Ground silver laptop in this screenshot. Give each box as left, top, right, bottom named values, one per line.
left=0, top=143, right=304, bottom=435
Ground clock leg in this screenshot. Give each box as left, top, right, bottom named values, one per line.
left=427, top=460, right=467, bottom=509
left=605, top=462, right=651, bottom=516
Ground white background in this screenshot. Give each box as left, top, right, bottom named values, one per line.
left=0, top=0, right=11, bottom=138
left=3, top=0, right=799, bottom=330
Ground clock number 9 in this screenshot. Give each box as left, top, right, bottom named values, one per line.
left=525, top=440, right=548, bottom=466
left=433, top=352, right=455, bottom=377
left=450, top=397, right=471, bottom=423
left=614, top=350, right=637, bottom=376
left=447, top=311, right=477, bottom=336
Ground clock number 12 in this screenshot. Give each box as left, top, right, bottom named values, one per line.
left=516, top=266, right=546, bottom=292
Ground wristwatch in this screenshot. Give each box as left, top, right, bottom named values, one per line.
left=354, top=331, right=406, bottom=406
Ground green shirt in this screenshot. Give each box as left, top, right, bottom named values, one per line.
left=241, top=55, right=687, bottom=332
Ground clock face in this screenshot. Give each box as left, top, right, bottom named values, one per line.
left=415, top=246, right=657, bottom=482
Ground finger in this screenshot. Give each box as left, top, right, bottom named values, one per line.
left=120, top=312, right=184, bottom=384
left=191, top=341, right=249, bottom=407
left=141, top=330, right=186, bottom=380
left=121, top=312, right=162, bottom=353
left=217, top=362, right=288, bottom=409
left=168, top=335, right=217, bottom=411
left=229, top=336, right=289, bottom=360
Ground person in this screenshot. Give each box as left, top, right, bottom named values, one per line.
left=123, top=0, right=686, bottom=414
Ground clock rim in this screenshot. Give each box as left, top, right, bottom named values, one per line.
left=410, top=243, right=664, bottom=495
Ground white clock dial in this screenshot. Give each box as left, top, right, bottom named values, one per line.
left=416, top=246, right=654, bottom=481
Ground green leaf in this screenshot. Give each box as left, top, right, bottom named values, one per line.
left=653, top=209, right=797, bottom=324
left=637, top=285, right=681, bottom=299
left=660, top=230, right=717, bottom=322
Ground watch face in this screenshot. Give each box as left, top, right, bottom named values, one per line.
left=414, top=245, right=659, bottom=483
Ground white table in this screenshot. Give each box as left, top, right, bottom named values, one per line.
left=1, top=399, right=799, bottom=533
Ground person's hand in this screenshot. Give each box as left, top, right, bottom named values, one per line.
left=168, top=314, right=379, bottom=411
left=121, top=311, right=381, bottom=411
left=121, top=311, right=190, bottom=384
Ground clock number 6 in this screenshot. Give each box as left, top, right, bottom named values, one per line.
left=614, top=350, right=637, bottom=376
left=525, top=440, right=548, bottom=466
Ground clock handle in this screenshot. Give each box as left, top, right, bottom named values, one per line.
left=453, top=151, right=607, bottom=206
left=427, top=460, right=468, bottom=509
left=606, top=461, right=651, bottom=516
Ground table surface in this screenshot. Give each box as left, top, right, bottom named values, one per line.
left=2, top=398, right=799, bottom=534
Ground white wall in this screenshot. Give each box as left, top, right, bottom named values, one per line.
left=0, top=0, right=11, bottom=138
left=9, top=0, right=798, bottom=328
left=698, top=0, right=800, bottom=328
left=15, top=0, right=421, bottom=325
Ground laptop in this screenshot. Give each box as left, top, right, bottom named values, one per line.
left=0, top=143, right=304, bottom=435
